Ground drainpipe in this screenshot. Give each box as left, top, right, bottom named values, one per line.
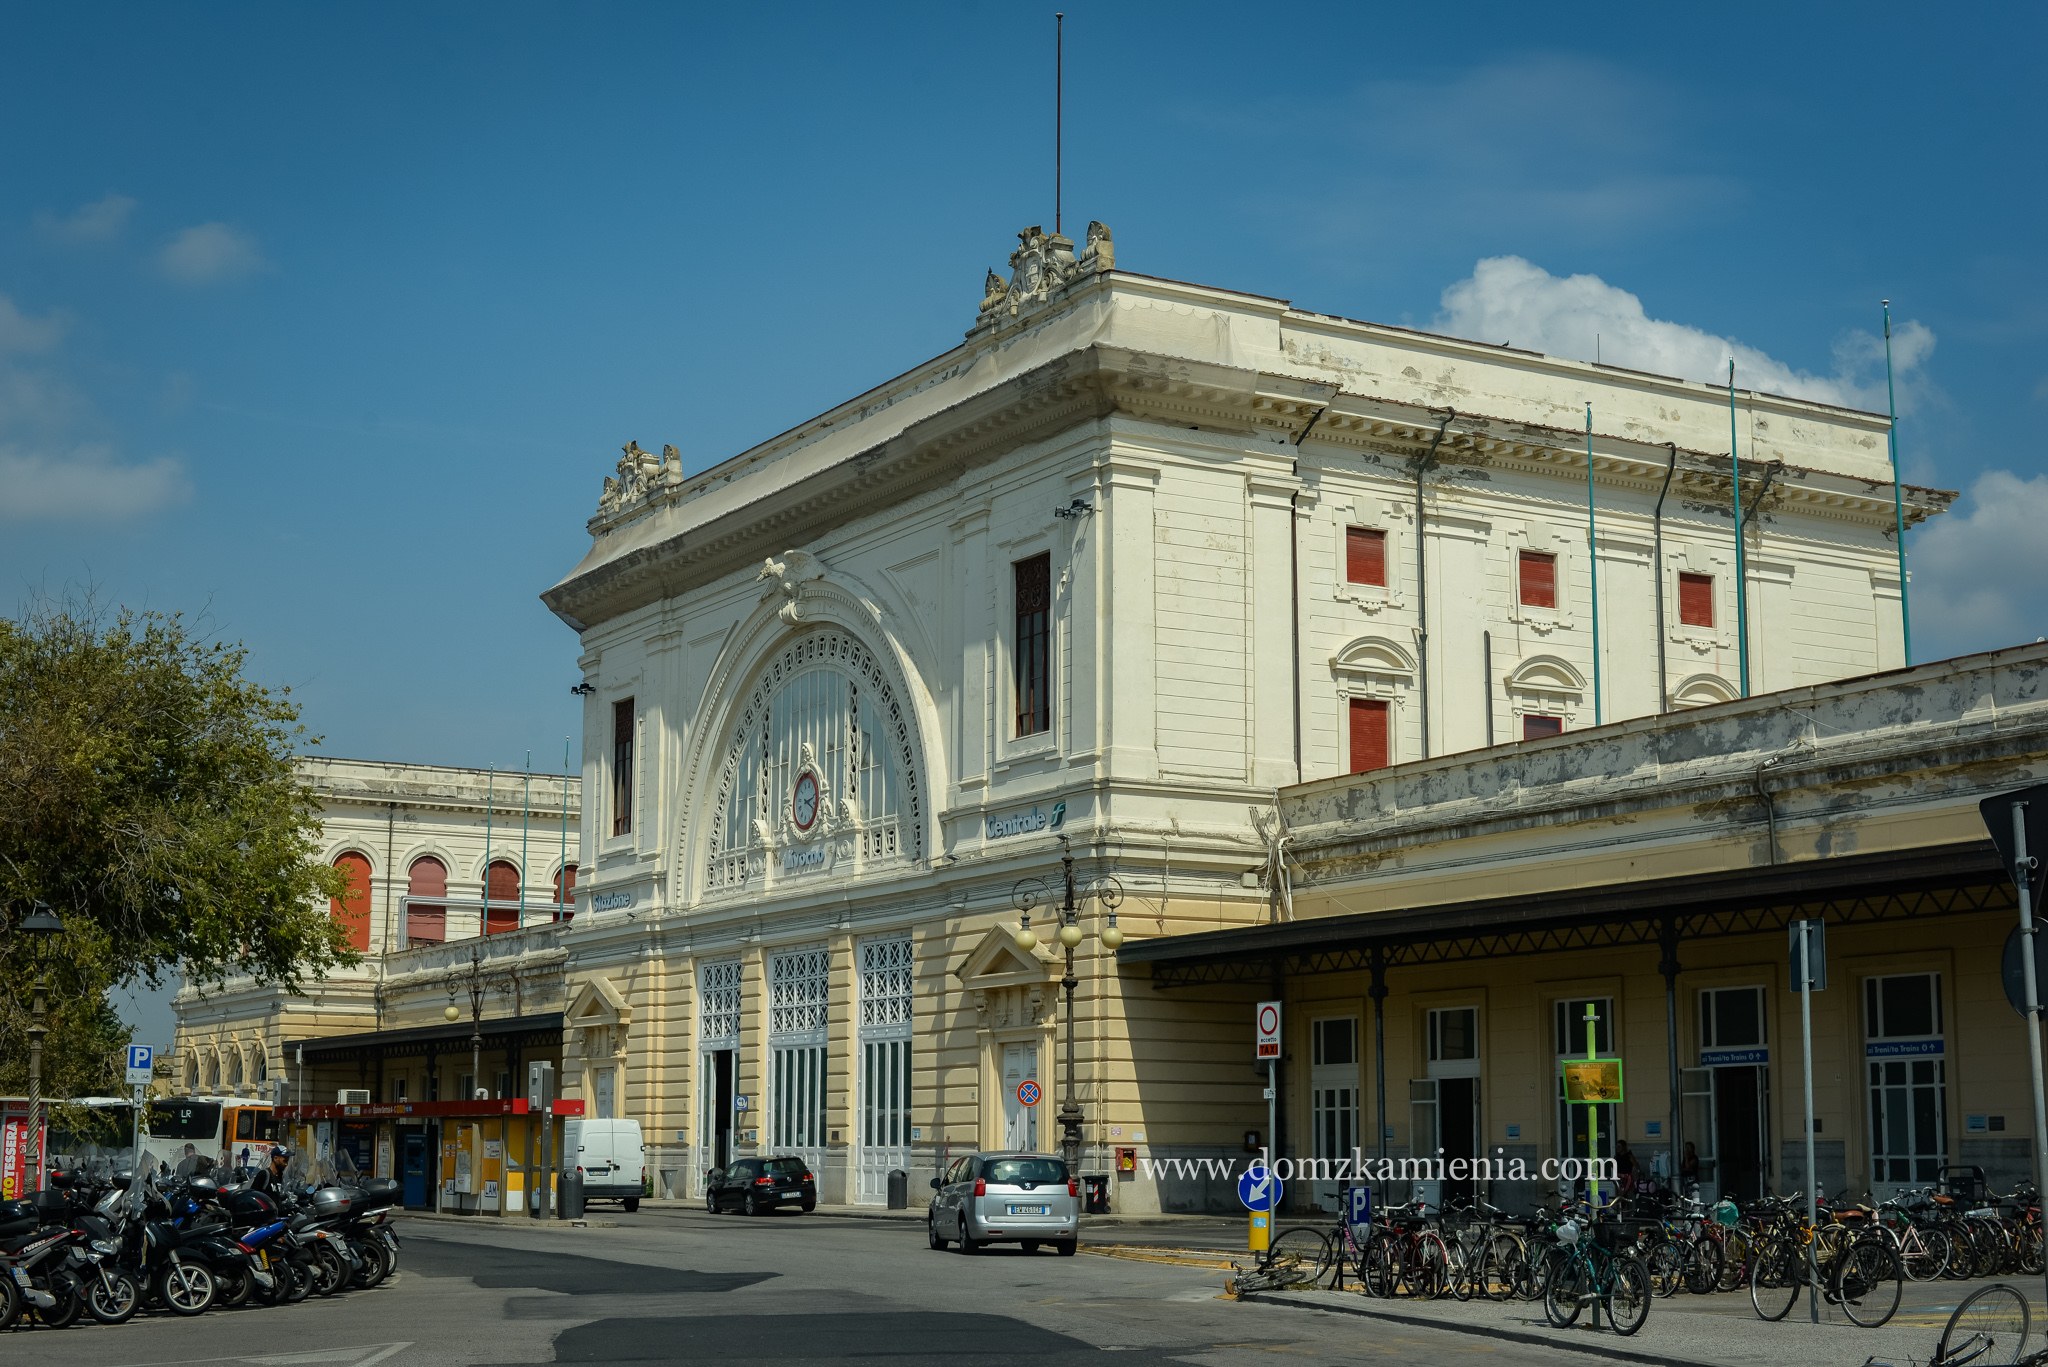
left=1482, top=630, right=1495, bottom=746
left=1370, top=947, right=1389, bottom=1163
left=1653, top=444, right=1677, bottom=711
left=1660, top=916, right=1683, bottom=1188
left=1290, top=406, right=1324, bottom=783
left=1415, top=409, right=1455, bottom=760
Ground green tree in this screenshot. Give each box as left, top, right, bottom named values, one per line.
left=1, top=598, right=354, bottom=1087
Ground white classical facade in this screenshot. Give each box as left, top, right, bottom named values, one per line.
left=540, top=222, right=1949, bottom=1209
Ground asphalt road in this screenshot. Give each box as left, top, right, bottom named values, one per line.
left=7, top=1207, right=1663, bottom=1366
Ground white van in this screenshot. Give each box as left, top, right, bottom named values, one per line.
left=563, top=1117, right=645, bottom=1212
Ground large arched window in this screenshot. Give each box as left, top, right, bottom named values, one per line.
left=708, top=632, right=924, bottom=892
left=485, top=860, right=521, bottom=935
left=406, top=856, right=448, bottom=947
left=330, top=851, right=373, bottom=953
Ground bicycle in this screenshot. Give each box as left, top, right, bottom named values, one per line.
left=1749, top=1197, right=1902, bottom=1328
left=1360, top=1199, right=1451, bottom=1299
left=1542, top=1213, right=1651, bottom=1337
left=1862, top=1280, right=2038, bottom=1367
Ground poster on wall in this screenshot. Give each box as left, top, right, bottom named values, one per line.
left=0, top=1117, right=35, bottom=1199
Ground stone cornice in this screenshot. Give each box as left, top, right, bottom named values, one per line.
left=544, top=344, right=1955, bottom=633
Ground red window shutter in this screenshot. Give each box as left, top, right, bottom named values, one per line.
left=1518, top=552, right=1557, bottom=608
left=1349, top=698, right=1390, bottom=773
left=1678, top=572, right=1714, bottom=628
left=554, top=865, right=578, bottom=923
left=330, top=852, right=373, bottom=953
left=486, top=860, right=520, bottom=934
left=406, top=907, right=446, bottom=946
left=1345, top=527, right=1387, bottom=586
left=1523, top=714, right=1564, bottom=740
left=407, top=856, right=448, bottom=898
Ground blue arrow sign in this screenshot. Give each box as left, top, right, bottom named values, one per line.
left=1237, top=1164, right=1282, bottom=1212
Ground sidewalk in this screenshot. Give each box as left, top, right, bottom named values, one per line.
left=1239, top=1277, right=2000, bottom=1367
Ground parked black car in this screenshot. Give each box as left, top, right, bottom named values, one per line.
left=704, top=1157, right=817, bottom=1215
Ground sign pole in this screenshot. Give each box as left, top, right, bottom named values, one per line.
left=2009, top=803, right=2048, bottom=1315
left=1583, top=1004, right=1599, bottom=1207
left=1798, top=920, right=1820, bottom=1324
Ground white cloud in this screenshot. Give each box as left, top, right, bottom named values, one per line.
left=35, top=193, right=137, bottom=244
left=1434, top=256, right=1935, bottom=414
left=159, top=222, right=269, bottom=284
left=0, top=295, right=66, bottom=355
left=1912, top=469, right=2048, bottom=659
left=0, top=443, right=190, bottom=522
left=0, top=291, right=189, bottom=523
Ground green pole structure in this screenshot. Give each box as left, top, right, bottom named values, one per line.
left=481, top=766, right=495, bottom=944
left=1729, top=359, right=1751, bottom=697
left=1584, top=1003, right=1601, bottom=1206
left=1586, top=404, right=1603, bottom=726
left=560, top=736, right=571, bottom=921
left=519, top=750, right=532, bottom=932
left=1883, top=300, right=1912, bottom=664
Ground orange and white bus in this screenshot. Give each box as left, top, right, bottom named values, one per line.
left=141, top=1096, right=279, bottom=1174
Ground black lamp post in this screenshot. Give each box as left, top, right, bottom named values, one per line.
left=1011, top=838, right=1123, bottom=1174
left=444, top=945, right=497, bottom=1100
left=19, top=902, right=64, bottom=1193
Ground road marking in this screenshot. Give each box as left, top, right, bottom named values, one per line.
left=102, top=1345, right=415, bottom=1367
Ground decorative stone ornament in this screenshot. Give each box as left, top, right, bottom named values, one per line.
left=591, top=440, right=684, bottom=531
left=972, top=220, right=1114, bottom=333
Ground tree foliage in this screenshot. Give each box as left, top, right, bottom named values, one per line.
left=0, top=599, right=354, bottom=1067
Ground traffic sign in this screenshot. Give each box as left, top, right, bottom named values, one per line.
left=1346, top=1185, right=1373, bottom=1228
left=1256, top=1001, right=1282, bottom=1060
left=1017, top=1079, right=1041, bottom=1108
left=2004, top=926, right=2048, bottom=1018
left=1237, top=1163, right=1282, bottom=1212
left=124, top=1044, right=153, bottom=1086
left=1983, top=785, right=2048, bottom=906
left=1789, top=918, right=1827, bottom=992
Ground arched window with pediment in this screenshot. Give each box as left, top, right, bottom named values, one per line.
left=1672, top=673, right=1739, bottom=709
left=1504, top=655, right=1588, bottom=736
left=707, top=631, right=924, bottom=892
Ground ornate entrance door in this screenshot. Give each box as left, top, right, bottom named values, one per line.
left=855, top=936, right=913, bottom=1204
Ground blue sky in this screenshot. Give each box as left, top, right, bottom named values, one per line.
left=6, top=8, right=2046, bottom=1039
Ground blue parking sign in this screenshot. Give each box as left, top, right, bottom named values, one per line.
left=125, top=1044, right=153, bottom=1083
left=1346, top=1185, right=1372, bottom=1228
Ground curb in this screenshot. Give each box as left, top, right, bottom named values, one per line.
left=1240, top=1290, right=1717, bottom=1367
left=1085, top=1245, right=1236, bottom=1269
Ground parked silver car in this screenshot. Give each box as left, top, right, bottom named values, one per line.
left=927, top=1151, right=1079, bottom=1255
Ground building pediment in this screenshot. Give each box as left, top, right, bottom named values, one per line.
left=565, top=975, right=631, bottom=1029
left=955, top=923, right=1057, bottom=990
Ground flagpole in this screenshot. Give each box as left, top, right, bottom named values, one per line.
left=1729, top=359, right=1751, bottom=697
left=560, top=736, right=571, bottom=921
left=1586, top=403, right=1602, bottom=726
left=1883, top=300, right=1912, bottom=664
left=1054, top=12, right=1064, bottom=236
left=481, top=766, right=495, bottom=942
left=519, top=751, right=532, bottom=933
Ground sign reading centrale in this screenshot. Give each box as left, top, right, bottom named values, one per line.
left=986, top=800, right=1066, bottom=841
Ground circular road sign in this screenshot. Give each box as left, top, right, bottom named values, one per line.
left=1258, top=1003, right=1280, bottom=1036
left=1237, top=1164, right=1282, bottom=1212
left=1017, top=1079, right=1042, bottom=1108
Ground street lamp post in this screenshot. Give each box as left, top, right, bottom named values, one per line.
left=1012, top=838, right=1123, bottom=1174
left=19, top=902, right=64, bottom=1194
left=444, top=945, right=499, bottom=1100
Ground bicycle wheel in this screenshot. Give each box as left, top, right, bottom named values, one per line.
left=1938, top=1282, right=2031, bottom=1366
left=1265, top=1228, right=1331, bottom=1288
left=1685, top=1236, right=1723, bottom=1296
left=1718, top=1227, right=1753, bottom=1292
left=1544, top=1253, right=1587, bottom=1328
left=1832, top=1238, right=1901, bottom=1329
left=1749, top=1239, right=1801, bottom=1322
left=1941, top=1224, right=1976, bottom=1280
left=2021, top=1223, right=2044, bottom=1277
left=1606, top=1254, right=1652, bottom=1337
left=1358, top=1233, right=1397, bottom=1298
left=1450, top=1241, right=1479, bottom=1302
left=1644, top=1241, right=1683, bottom=1298
left=1409, top=1233, right=1450, bottom=1299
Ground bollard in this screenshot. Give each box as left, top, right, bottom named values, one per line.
left=887, top=1169, right=908, bottom=1210
left=559, top=1167, right=585, bottom=1220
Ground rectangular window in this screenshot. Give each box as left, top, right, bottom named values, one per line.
left=611, top=698, right=634, bottom=836
left=1348, top=698, right=1389, bottom=773
left=1700, top=986, right=1767, bottom=1050
left=1679, top=571, right=1715, bottom=628
left=1345, top=526, right=1387, bottom=587
left=1518, top=551, right=1557, bottom=608
left=1430, top=1007, right=1479, bottom=1063
left=1013, top=553, right=1052, bottom=737
left=1864, top=973, right=1946, bottom=1187
left=1522, top=714, right=1564, bottom=740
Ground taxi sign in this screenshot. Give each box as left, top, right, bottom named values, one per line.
left=1017, top=1079, right=1041, bottom=1108
left=1256, top=1001, right=1282, bottom=1060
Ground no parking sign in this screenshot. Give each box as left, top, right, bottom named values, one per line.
left=1256, top=1001, right=1281, bottom=1060
left=1017, top=1079, right=1041, bottom=1108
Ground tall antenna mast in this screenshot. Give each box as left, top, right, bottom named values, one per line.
left=1055, top=11, right=1064, bottom=235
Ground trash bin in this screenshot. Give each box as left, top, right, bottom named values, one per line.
left=559, top=1167, right=585, bottom=1220
left=1083, top=1175, right=1110, bottom=1215
left=887, top=1169, right=909, bottom=1210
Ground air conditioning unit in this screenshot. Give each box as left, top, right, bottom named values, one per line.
left=336, top=1089, right=371, bottom=1105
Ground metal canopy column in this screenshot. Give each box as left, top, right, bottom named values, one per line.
left=1660, top=916, right=1683, bottom=1183
left=1370, top=947, right=1389, bottom=1162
